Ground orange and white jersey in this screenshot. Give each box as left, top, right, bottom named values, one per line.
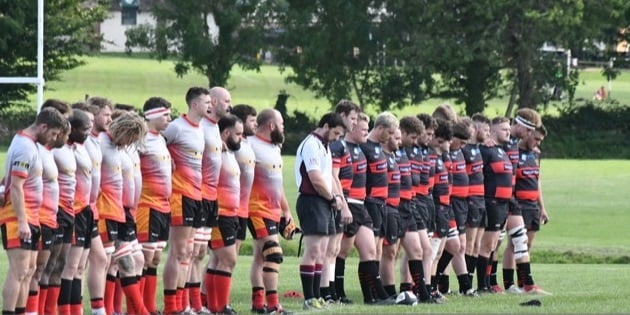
left=39, top=144, right=59, bottom=228
left=0, top=131, right=43, bottom=226
left=235, top=137, right=255, bottom=218
left=217, top=150, right=240, bottom=217
left=163, top=114, right=204, bottom=200
left=85, top=132, right=103, bottom=218
left=54, top=143, right=77, bottom=216
left=201, top=117, right=222, bottom=201
left=96, top=132, right=124, bottom=222
left=138, top=131, right=172, bottom=213
left=121, top=147, right=135, bottom=209
left=248, top=135, right=284, bottom=222
left=73, top=142, right=92, bottom=214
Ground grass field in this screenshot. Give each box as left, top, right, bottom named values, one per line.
left=1, top=55, right=629, bottom=312
left=37, top=55, right=630, bottom=119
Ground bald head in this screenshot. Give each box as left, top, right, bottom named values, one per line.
left=256, top=108, right=284, bottom=144
left=209, top=86, right=232, bottom=119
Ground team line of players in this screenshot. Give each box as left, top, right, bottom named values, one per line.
left=0, top=87, right=549, bottom=315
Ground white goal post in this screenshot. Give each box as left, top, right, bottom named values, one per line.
left=0, top=0, right=45, bottom=112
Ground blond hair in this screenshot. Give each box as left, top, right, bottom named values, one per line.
left=109, top=113, right=146, bottom=147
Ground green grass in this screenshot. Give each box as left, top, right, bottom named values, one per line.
left=37, top=55, right=630, bottom=119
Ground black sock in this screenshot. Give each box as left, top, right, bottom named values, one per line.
left=517, top=262, right=534, bottom=286
left=437, top=274, right=450, bottom=294
left=476, top=255, right=489, bottom=289
left=358, top=261, right=374, bottom=303
left=313, top=265, right=322, bottom=299
left=436, top=251, right=454, bottom=275
left=71, top=278, right=82, bottom=305
left=409, top=260, right=429, bottom=301
left=299, top=265, right=315, bottom=300
left=399, top=282, right=412, bottom=292
left=328, top=281, right=337, bottom=300
left=320, top=287, right=331, bottom=300
left=465, top=254, right=477, bottom=282
left=58, top=278, right=73, bottom=305
left=335, top=257, right=346, bottom=298
left=457, top=274, right=472, bottom=293
left=430, top=275, right=437, bottom=291
left=369, top=260, right=389, bottom=300
left=383, top=285, right=396, bottom=297
left=503, top=268, right=515, bottom=289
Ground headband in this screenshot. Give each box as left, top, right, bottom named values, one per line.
left=144, top=107, right=171, bottom=120
left=515, top=115, right=536, bottom=130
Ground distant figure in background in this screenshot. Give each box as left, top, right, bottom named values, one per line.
left=593, top=86, right=606, bottom=101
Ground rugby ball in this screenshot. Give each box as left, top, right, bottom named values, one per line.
left=395, top=291, right=418, bottom=306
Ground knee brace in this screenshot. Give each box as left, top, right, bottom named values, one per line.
left=262, top=240, right=283, bottom=273
left=508, top=226, right=529, bottom=260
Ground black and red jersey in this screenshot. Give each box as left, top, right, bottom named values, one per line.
left=504, top=136, right=520, bottom=186
left=461, top=143, right=484, bottom=197
left=449, top=148, right=469, bottom=198
left=432, top=152, right=451, bottom=206
left=416, top=145, right=432, bottom=196
left=330, top=140, right=353, bottom=194
left=404, top=145, right=422, bottom=194
left=515, top=148, right=540, bottom=204
left=480, top=145, right=513, bottom=200
left=396, top=148, right=413, bottom=201
left=385, top=151, right=401, bottom=207
left=360, top=139, right=388, bottom=200
left=346, top=141, right=367, bottom=200
left=427, top=147, right=438, bottom=193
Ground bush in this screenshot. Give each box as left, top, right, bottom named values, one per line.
left=0, top=105, right=37, bottom=145
left=280, top=109, right=316, bottom=155
left=541, top=101, right=630, bottom=158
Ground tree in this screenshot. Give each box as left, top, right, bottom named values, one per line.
left=404, top=0, right=506, bottom=115
left=0, top=0, right=108, bottom=108
left=276, top=0, right=433, bottom=111
left=125, top=0, right=271, bottom=88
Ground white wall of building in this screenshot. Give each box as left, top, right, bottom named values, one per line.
left=101, top=11, right=156, bottom=52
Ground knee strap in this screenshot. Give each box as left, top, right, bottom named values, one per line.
left=508, top=226, right=529, bottom=260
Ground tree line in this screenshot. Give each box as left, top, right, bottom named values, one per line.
left=2, top=0, right=630, bottom=115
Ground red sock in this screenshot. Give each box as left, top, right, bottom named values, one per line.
left=139, top=275, right=146, bottom=297
left=176, top=287, right=184, bottom=311
left=70, top=303, right=83, bottom=315
left=266, top=290, right=279, bottom=310
left=90, top=297, right=105, bottom=312
left=121, top=276, right=148, bottom=315
left=189, top=283, right=202, bottom=311
left=38, top=285, right=48, bottom=315
left=114, top=276, right=124, bottom=314
left=104, top=274, right=116, bottom=315
left=58, top=304, right=71, bottom=315
left=206, top=270, right=218, bottom=313
left=25, top=290, right=38, bottom=314
left=182, top=284, right=190, bottom=311
left=201, top=292, right=207, bottom=308
left=45, top=285, right=61, bottom=315
left=143, top=267, right=158, bottom=313
left=204, top=270, right=214, bottom=309
left=214, top=271, right=232, bottom=312
left=163, top=289, right=178, bottom=314
left=252, top=287, right=265, bottom=310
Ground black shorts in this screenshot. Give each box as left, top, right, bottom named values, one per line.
left=210, top=216, right=239, bottom=249
left=103, top=219, right=121, bottom=243
left=413, top=196, right=430, bottom=231
left=118, top=207, right=137, bottom=242
left=520, top=203, right=541, bottom=232
left=296, top=194, right=335, bottom=236
left=333, top=210, right=344, bottom=234
left=398, top=199, right=418, bottom=233
left=73, top=207, right=94, bottom=248
left=247, top=216, right=278, bottom=240
left=57, top=210, right=74, bottom=244
left=201, top=199, right=219, bottom=228
left=434, top=204, right=453, bottom=238
left=2, top=223, right=41, bottom=251
left=178, top=195, right=202, bottom=227
left=466, top=196, right=486, bottom=228
left=39, top=224, right=57, bottom=250
left=383, top=205, right=402, bottom=246
left=422, top=194, right=436, bottom=233
left=140, top=209, right=170, bottom=243
left=236, top=217, right=248, bottom=241
left=343, top=202, right=373, bottom=237
left=451, top=197, right=468, bottom=235
left=509, top=198, right=522, bottom=216
left=485, top=198, right=509, bottom=232
left=365, top=198, right=386, bottom=237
